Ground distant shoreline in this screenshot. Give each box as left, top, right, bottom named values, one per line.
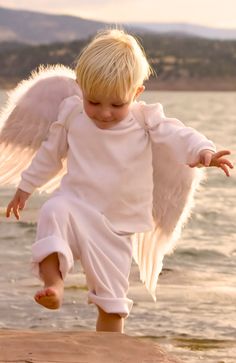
left=147, top=77, right=236, bottom=91
left=0, top=76, right=236, bottom=92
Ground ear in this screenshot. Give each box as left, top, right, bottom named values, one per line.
left=134, top=85, right=145, bottom=100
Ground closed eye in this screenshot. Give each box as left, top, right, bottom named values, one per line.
left=112, top=104, right=125, bottom=108
left=89, top=101, right=100, bottom=106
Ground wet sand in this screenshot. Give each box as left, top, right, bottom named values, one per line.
left=0, top=330, right=182, bottom=363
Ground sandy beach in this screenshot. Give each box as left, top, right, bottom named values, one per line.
left=0, top=330, right=182, bottom=363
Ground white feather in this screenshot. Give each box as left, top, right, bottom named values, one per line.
left=132, top=105, right=205, bottom=301
left=0, top=64, right=82, bottom=191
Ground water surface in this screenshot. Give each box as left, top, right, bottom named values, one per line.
left=0, top=90, right=235, bottom=363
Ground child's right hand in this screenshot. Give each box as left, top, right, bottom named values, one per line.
left=6, top=188, right=31, bottom=220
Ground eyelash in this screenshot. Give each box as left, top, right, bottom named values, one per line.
left=88, top=101, right=124, bottom=108
left=112, top=104, right=124, bottom=108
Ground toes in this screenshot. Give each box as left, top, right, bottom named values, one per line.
left=34, top=287, right=61, bottom=310
left=35, top=287, right=55, bottom=300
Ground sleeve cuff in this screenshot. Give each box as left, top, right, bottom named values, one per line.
left=195, top=140, right=216, bottom=156
left=18, top=179, right=36, bottom=194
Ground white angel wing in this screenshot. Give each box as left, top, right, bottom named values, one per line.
left=0, top=64, right=82, bottom=191
left=132, top=104, right=204, bottom=301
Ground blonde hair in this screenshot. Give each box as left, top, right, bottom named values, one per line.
left=75, top=29, right=152, bottom=101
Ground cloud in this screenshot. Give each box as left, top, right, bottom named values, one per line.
left=0, top=0, right=235, bottom=27
left=0, top=0, right=114, bottom=12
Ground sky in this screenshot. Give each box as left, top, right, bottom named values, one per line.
left=0, top=0, right=236, bottom=29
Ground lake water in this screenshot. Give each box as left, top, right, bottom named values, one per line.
left=0, top=89, right=235, bottom=363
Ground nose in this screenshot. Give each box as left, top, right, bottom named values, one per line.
left=100, top=107, right=112, bottom=121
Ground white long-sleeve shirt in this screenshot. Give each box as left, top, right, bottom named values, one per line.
left=18, top=96, right=215, bottom=232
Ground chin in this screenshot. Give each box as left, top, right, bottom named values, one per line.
left=94, top=120, right=116, bottom=129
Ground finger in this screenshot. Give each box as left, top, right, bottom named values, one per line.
left=220, top=159, right=234, bottom=169
left=213, top=158, right=234, bottom=169
left=6, top=206, right=10, bottom=218
left=13, top=204, right=20, bottom=220
left=6, top=203, right=13, bottom=218
left=214, top=150, right=231, bottom=158
left=189, top=162, right=198, bottom=168
left=189, top=162, right=203, bottom=168
left=227, top=161, right=234, bottom=169
left=220, top=164, right=230, bottom=177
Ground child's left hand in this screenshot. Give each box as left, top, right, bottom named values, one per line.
left=189, top=149, right=234, bottom=176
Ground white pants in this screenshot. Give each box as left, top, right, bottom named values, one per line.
left=31, top=194, right=133, bottom=318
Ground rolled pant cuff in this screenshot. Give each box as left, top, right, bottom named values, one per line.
left=31, top=235, right=74, bottom=279
left=87, top=291, right=133, bottom=318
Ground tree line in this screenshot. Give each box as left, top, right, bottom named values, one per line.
left=0, top=33, right=236, bottom=89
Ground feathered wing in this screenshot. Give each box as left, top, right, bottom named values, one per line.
left=132, top=103, right=204, bottom=301
left=0, top=64, right=82, bottom=191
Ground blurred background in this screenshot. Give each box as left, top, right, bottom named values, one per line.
left=0, top=0, right=236, bottom=90
left=0, top=1, right=235, bottom=363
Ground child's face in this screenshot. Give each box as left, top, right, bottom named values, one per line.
left=82, top=93, right=133, bottom=129
left=82, top=86, right=144, bottom=130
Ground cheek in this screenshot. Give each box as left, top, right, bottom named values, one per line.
left=84, top=103, right=94, bottom=118
left=115, top=107, right=129, bottom=120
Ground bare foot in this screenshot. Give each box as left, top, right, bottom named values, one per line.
left=34, top=282, right=64, bottom=310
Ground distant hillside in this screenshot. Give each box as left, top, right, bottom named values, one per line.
left=130, top=23, right=236, bottom=40
left=0, top=7, right=109, bottom=44
left=0, top=34, right=236, bottom=91
left=1, top=6, right=236, bottom=45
